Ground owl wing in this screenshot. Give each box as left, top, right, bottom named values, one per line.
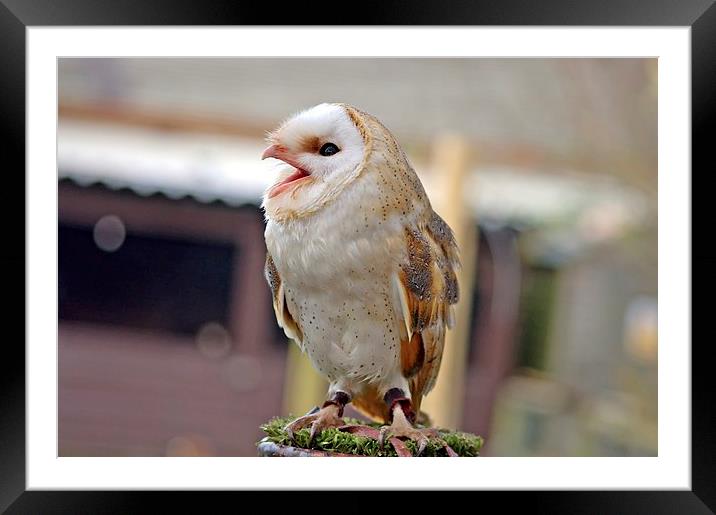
left=265, top=253, right=304, bottom=347
left=392, top=211, right=460, bottom=406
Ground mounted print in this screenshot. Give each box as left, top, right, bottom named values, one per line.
left=3, top=6, right=707, bottom=509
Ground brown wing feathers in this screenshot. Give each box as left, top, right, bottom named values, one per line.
left=265, top=253, right=303, bottom=345
left=400, top=331, right=425, bottom=378
left=397, top=212, right=460, bottom=411
left=400, top=227, right=436, bottom=331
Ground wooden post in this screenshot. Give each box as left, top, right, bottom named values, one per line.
left=421, top=133, right=476, bottom=430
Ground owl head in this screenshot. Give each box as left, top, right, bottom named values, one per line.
left=261, top=103, right=375, bottom=220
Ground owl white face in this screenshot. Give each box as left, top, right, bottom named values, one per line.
left=261, top=103, right=366, bottom=219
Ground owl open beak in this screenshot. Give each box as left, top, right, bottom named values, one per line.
left=262, top=144, right=312, bottom=199
left=262, top=144, right=304, bottom=170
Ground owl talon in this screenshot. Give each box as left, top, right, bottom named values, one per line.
left=378, top=425, right=392, bottom=449
left=285, top=426, right=295, bottom=442
left=309, top=422, right=320, bottom=444
left=444, top=443, right=459, bottom=457
left=376, top=403, right=444, bottom=456
left=416, top=437, right=428, bottom=456
left=283, top=404, right=344, bottom=446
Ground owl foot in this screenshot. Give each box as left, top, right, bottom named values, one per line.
left=284, top=403, right=345, bottom=446
left=377, top=403, right=458, bottom=457
left=336, top=424, right=412, bottom=457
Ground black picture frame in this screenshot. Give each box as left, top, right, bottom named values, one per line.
left=1, top=0, right=712, bottom=512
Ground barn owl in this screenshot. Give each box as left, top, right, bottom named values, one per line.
left=261, top=103, right=460, bottom=456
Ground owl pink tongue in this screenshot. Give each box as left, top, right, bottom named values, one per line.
left=268, top=167, right=311, bottom=198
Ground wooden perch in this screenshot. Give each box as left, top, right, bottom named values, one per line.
left=257, top=416, right=484, bottom=457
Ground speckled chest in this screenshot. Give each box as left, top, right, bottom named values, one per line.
left=264, top=177, right=409, bottom=384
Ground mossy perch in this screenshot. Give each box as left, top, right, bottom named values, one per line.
left=258, top=416, right=484, bottom=457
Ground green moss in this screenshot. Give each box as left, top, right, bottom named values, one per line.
left=259, top=416, right=483, bottom=457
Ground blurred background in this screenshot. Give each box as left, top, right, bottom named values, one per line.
left=58, top=58, right=657, bottom=457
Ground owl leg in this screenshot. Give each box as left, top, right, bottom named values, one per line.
left=377, top=388, right=457, bottom=457
left=284, top=390, right=350, bottom=445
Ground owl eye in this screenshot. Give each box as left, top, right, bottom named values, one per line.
left=319, top=143, right=340, bottom=156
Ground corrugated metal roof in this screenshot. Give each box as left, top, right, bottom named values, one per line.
left=58, top=119, right=272, bottom=207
